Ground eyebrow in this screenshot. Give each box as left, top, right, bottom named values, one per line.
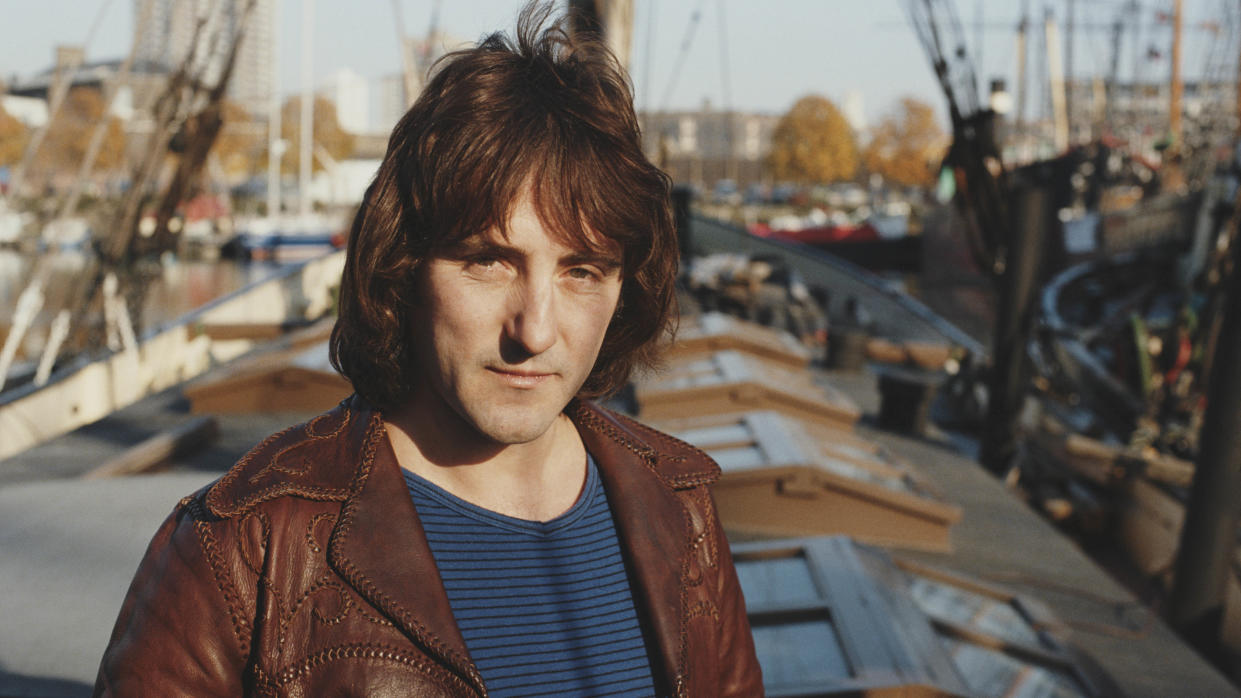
left=562, top=251, right=622, bottom=273
left=443, top=237, right=622, bottom=271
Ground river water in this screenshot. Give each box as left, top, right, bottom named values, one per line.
left=0, top=250, right=297, bottom=367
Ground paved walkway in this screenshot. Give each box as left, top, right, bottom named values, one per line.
left=0, top=473, right=216, bottom=695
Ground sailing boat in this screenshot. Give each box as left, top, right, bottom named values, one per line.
left=233, top=0, right=345, bottom=262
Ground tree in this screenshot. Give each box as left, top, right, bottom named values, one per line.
left=40, top=87, right=126, bottom=174
left=211, top=99, right=264, bottom=179
left=275, top=96, right=355, bottom=175
left=862, top=97, right=946, bottom=189
left=0, top=103, right=28, bottom=167
left=767, top=95, right=858, bottom=184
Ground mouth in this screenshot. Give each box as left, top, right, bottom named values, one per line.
left=487, top=367, right=556, bottom=388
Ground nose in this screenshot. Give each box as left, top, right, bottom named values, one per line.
left=504, top=277, right=556, bottom=356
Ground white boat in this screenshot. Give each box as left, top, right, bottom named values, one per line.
left=234, top=213, right=345, bottom=262
left=0, top=249, right=345, bottom=461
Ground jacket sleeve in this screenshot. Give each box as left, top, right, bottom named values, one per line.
left=93, top=500, right=249, bottom=697
left=709, top=497, right=765, bottom=696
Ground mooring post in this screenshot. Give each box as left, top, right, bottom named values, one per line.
left=980, top=172, right=1049, bottom=475
left=1169, top=210, right=1241, bottom=658
left=672, top=185, right=693, bottom=261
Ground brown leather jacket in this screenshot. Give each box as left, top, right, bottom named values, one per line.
left=93, top=397, right=763, bottom=697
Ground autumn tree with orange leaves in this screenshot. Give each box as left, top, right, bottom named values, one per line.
left=767, top=95, right=858, bottom=184
left=862, top=97, right=946, bottom=189
left=39, top=87, right=127, bottom=175
left=211, top=99, right=264, bottom=179
left=0, top=103, right=28, bottom=167
left=274, top=96, right=355, bottom=174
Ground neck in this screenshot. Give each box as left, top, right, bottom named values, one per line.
left=383, top=401, right=587, bottom=522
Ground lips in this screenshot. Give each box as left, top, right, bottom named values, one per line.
left=487, top=367, right=555, bottom=388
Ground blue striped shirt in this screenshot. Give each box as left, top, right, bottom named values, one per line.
left=404, top=456, right=659, bottom=697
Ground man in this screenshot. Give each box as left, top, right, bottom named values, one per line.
left=95, top=4, right=762, bottom=696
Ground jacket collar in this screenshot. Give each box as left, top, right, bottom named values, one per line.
left=567, top=400, right=715, bottom=694
left=322, top=396, right=719, bottom=696
left=326, top=400, right=486, bottom=695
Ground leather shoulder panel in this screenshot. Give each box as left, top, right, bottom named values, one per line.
left=571, top=401, right=721, bottom=489
left=206, top=399, right=378, bottom=518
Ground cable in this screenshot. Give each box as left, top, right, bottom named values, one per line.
left=659, top=0, right=706, bottom=113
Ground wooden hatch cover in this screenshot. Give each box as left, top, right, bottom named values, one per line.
left=653, top=410, right=961, bottom=552
left=183, top=341, right=351, bottom=414
left=662, top=312, right=813, bottom=369
left=635, top=350, right=859, bottom=430
left=733, top=535, right=1120, bottom=697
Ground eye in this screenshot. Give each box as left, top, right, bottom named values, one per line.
left=465, top=255, right=503, bottom=271
left=567, top=267, right=599, bottom=281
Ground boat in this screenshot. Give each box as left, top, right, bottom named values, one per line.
left=0, top=249, right=344, bottom=461
left=231, top=212, right=347, bottom=262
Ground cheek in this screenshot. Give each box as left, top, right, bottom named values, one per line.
left=582, top=286, right=623, bottom=345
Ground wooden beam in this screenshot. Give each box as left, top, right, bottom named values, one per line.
left=84, top=416, right=218, bottom=479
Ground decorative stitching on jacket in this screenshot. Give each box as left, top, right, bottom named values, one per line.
left=205, top=410, right=354, bottom=518
left=308, top=581, right=351, bottom=626
left=205, top=424, right=294, bottom=511
left=275, top=642, right=469, bottom=693
left=277, top=575, right=390, bottom=631
left=572, top=403, right=722, bottom=489
left=571, top=404, right=654, bottom=459
left=188, top=498, right=252, bottom=658
left=237, top=510, right=271, bottom=577
left=215, top=482, right=351, bottom=519
left=686, top=600, right=721, bottom=622
left=330, top=413, right=486, bottom=692
left=249, top=662, right=279, bottom=696
left=305, top=512, right=335, bottom=553
left=255, top=409, right=351, bottom=481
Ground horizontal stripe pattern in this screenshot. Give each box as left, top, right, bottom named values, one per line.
left=404, top=457, right=658, bottom=697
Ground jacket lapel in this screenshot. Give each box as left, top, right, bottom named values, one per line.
left=327, top=406, right=486, bottom=696
left=570, top=401, right=691, bottom=695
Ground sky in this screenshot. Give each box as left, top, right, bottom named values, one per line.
left=1, top=0, right=1237, bottom=129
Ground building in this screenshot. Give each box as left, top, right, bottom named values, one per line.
left=371, top=73, right=408, bottom=136
left=132, top=0, right=274, bottom=116
left=321, top=68, right=369, bottom=135
left=639, top=107, right=779, bottom=188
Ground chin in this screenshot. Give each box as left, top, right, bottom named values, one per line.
left=464, top=408, right=563, bottom=445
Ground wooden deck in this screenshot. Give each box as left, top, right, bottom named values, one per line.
left=824, top=369, right=1238, bottom=697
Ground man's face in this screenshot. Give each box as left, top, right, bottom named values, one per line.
left=408, top=191, right=623, bottom=446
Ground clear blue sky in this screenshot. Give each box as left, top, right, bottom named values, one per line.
left=1, top=0, right=1234, bottom=128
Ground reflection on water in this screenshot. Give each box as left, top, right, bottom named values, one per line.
left=0, top=250, right=295, bottom=362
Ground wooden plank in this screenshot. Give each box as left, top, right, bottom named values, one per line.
left=713, top=467, right=959, bottom=552
left=637, top=351, right=859, bottom=430
left=183, top=340, right=351, bottom=414
left=812, top=537, right=954, bottom=690
left=83, top=416, right=218, bottom=479
left=663, top=410, right=961, bottom=551
left=664, top=312, right=812, bottom=369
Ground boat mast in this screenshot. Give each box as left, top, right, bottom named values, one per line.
left=1167, top=0, right=1241, bottom=656
left=299, top=0, right=313, bottom=219
left=1065, top=0, right=1075, bottom=139
left=1169, top=0, right=1184, bottom=153
left=1046, top=10, right=1070, bottom=151
left=1015, top=0, right=1029, bottom=139
left=267, top=0, right=281, bottom=219
left=568, top=0, right=634, bottom=72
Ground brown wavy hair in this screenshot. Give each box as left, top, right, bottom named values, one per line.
left=330, top=2, right=677, bottom=410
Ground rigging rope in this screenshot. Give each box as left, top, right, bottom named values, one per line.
left=659, top=0, right=706, bottom=113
